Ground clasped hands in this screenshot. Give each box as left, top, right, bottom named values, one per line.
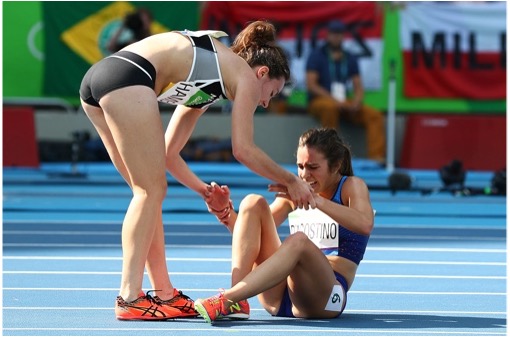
left=203, top=177, right=316, bottom=224
left=204, top=182, right=232, bottom=226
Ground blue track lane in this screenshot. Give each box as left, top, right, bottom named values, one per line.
left=2, top=161, right=507, bottom=336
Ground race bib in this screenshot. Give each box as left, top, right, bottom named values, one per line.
left=288, top=208, right=339, bottom=251
left=331, top=82, right=346, bottom=102
left=157, top=81, right=219, bottom=108
left=325, top=284, right=345, bottom=312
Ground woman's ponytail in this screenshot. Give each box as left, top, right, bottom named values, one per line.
left=231, top=21, right=290, bottom=81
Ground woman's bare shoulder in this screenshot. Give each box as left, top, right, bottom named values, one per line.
left=217, top=46, right=256, bottom=100
left=343, top=176, right=370, bottom=193
left=344, top=175, right=365, bottom=184
left=123, top=32, right=189, bottom=54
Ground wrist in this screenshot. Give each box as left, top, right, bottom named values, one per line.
left=209, top=199, right=232, bottom=214
left=217, top=200, right=234, bottom=227
left=283, top=173, right=299, bottom=186
left=200, top=183, right=212, bottom=199
left=208, top=199, right=233, bottom=219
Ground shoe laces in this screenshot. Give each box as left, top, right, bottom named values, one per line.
left=206, top=294, right=222, bottom=307
left=206, top=289, right=232, bottom=313
left=152, top=289, right=196, bottom=313
left=145, top=290, right=163, bottom=305
left=117, top=291, right=161, bottom=308
left=167, top=290, right=193, bottom=303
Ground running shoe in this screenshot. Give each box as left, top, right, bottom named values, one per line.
left=222, top=299, right=250, bottom=319
left=153, top=289, right=199, bottom=318
left=115, top=291, right=182, bottom=321
left=194, top=290, right=250, bottom=324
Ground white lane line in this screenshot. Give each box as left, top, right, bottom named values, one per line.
left=2, top=243, right=231, bottom=248
left=3, top=230, right=229, bottom=237
left=2, top=271, right=506, bottom=279
left=3, top=243, right=507, bottom=252
left=2, top=287, right=505, bottom=295
left=367, top=247, right=506, bottom=253
left=1, top=327, right=505, bottom=335
left=3, top=256, right=506, bottom=265
left=3, top=219, right=507, bottom=230
left=3, top=230, right=505, bottom=241
left=2, top=307, right=505, bottom=316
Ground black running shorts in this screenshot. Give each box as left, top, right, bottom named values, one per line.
left=79, top=51, right=156, bottom=107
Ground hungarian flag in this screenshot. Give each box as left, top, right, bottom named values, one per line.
left=200, top=1, right=384, bottom=91
left=400, top=2, right=506, bottom=100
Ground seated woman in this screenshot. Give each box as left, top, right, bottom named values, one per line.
left=195, top=127, right=375, bottom=323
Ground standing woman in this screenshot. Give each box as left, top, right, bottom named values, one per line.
left=195, top=127, right=374, bottom=323
left=79, top=21, right=315, bottom=320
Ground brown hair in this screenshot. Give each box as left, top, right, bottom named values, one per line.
left=298, top=127, right=354, bottom=176
left=231, top=21, right=290, bottom=81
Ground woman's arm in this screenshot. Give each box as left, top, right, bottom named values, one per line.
left=269, top=197, right=294, bottom=227
left=315, top=177, right=374, bottom=236
left=165, top=105, right=212, bottom=198
left=229, top=79, right=315, bottom=210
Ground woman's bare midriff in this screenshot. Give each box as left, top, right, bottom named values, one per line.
left=121, top=32, right=194, bottom=94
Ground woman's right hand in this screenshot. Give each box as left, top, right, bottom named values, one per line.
left=269, top=177, right=316, bottom=210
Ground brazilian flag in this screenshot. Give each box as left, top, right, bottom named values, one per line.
left=43, top=1, right=199, bottom=98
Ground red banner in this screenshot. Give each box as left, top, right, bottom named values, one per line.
left=200, top=1, right=384, bottom=91
left=400, top=3, right=506, bottom=100
left=200, top=1, right=382, bottom=39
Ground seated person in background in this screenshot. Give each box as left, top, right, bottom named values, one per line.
left=306, top=20, right=386, bottom=163
left=107, top=8, right=153, bottom=53
left=194, top=127, right=374, bottom=324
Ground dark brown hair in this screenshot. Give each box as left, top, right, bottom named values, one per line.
left=231, top=21, right=290, bottom=81
left=298, top=127, right=354, bottom=176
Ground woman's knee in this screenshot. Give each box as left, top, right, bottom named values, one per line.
left=132, top=178, right=168, bottom=202
left=282, top=232, right=311, bottom=252
left=238, top=194, right=269, bottom=214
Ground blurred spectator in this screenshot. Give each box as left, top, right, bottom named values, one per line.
left=305, top=20, right=386, bottom=162
left=107, top=8, right=153, bottom=53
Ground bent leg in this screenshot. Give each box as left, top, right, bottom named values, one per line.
left=224, top=232, right=340, bottom=318
left=285, top=233, right=342, bottom=318
left=230, top=194, right=282, bottom=285
left=229, top=195, right=287, bottom=313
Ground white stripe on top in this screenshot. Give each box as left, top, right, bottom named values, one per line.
left=107, top=55, right=153, bottom=81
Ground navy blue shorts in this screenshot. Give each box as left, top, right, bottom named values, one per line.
left=274, top=271, right=348, bottom=318
left=79, top=51, right=156, bottom=107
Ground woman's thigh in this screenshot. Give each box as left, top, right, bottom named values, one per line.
left=257, top=234, right=340, bottom=317
left=100, top=86, right=167, bottom=190
left=287, top=239, right=341, bottom=318
left=81, top=100, right=132, bottom=185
